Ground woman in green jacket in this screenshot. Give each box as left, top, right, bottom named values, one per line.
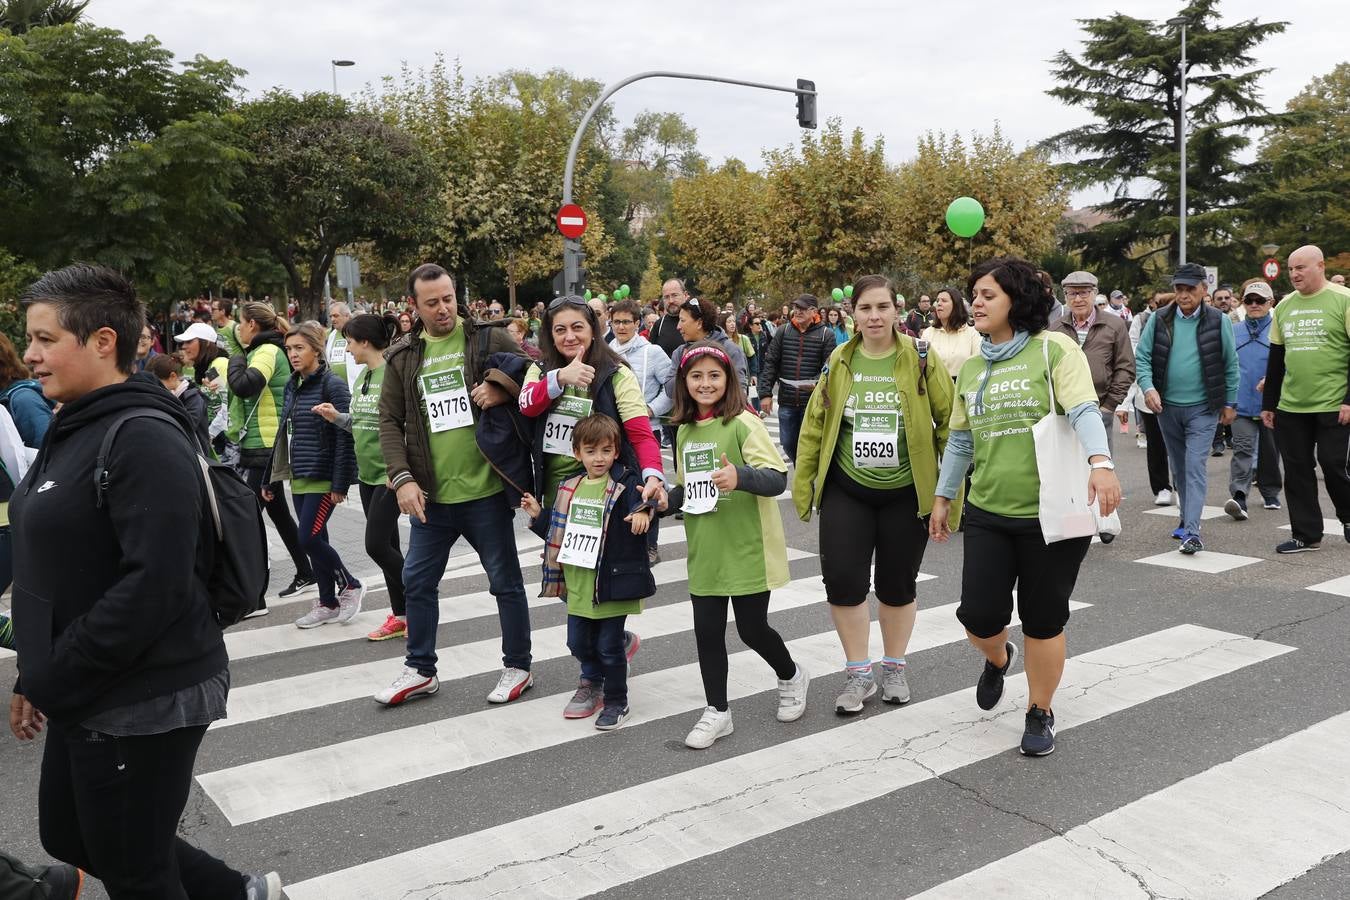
left=793, top=274, right=960, bottom=716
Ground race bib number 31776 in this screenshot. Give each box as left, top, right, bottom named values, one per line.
left=421, top=368, right=473, bottom=432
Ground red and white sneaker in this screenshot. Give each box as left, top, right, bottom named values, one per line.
left=624, top=630, right=641, bottom=662
left=373, top=666, right=438, bottom=706
left=367, top=614, right=407, bottom=642
left=486, top=667, right=534, bottom=704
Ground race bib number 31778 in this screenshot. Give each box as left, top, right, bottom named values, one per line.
left=681, top=446, right=719, bottom=515
left=421, top=368, right=473, bottom=432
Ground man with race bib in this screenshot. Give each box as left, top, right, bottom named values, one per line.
left=375, top=264, right=535, bottom=708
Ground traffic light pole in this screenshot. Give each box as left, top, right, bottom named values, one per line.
left=560, top=70, right=817, bottom=296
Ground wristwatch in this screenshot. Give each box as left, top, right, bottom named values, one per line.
left=1090, top=459, right=1116, bottom=471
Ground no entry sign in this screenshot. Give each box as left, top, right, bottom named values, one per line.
left=556, top=204, right=587, bottom=239
left=1263, top=258, right=1280, bottom=280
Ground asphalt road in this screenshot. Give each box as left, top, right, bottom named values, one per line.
left=4, top=417, right=1349, bottom=899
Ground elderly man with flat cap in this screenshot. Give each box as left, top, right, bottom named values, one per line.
left=1053, top=271, right=1135, bottom=459
left=1261, top=244, right=1350, bottom=553
left=1135, top=262, right=1239, bottom=555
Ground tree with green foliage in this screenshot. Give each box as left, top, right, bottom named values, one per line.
left=0, top=0, right=88, bottom=34
left=1045, top=0, right=1288, bottom=288
left=231, top=90, right=440, bottom=321
left=0, top=24, right=246, bottom=304
left=1249, top=62, right=1349, bottom=260
left=894, top=127, right=1066, bottom=285
left=663, top=159, right=767, bottom=303
left=759, top=120, right=904, bottom=295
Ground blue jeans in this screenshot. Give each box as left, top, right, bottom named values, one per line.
left=402, top=492, right=531, bottom=676
left=568, top=614, right=628, bottom=707
left=1158, top=403, right=1221, bottom=537
left=778, top=403, right=805, bottom=464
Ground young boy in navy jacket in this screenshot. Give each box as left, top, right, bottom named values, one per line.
left=523, top=415, right=658, bottom=730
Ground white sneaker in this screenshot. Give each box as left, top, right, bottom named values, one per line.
left=776, top=665, right=809, bottom=722
left=294, top=602, right=340, bottom=629
left=1154, top=489, right=1174, bottom=506
left=242, top=606, right=270, bottom=620
left=336, top=582, right=366, bottom=624
left=374, top=666, right=439, bottom=706
left=1136, top=433, right=1147, bottom=449
left=486, top=667, right=534, bottom=704
left=685, top=706, right=734, bottom=749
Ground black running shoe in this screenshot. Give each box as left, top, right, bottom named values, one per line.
left=1020, top=705, right=1056, bottom=756
left=278, top=575, right=316, bottom=598
left=1275, top=539, right=1320, bottom=554
left=975, top=641, right=1017, bottom=711
left=41, top=864, right=85, bottom=900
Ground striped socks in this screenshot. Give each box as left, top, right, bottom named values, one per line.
left=846, top=658, right=873, bottom=680
left=882, top=656, right=906, bottom=671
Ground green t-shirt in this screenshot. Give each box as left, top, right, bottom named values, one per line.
left=219, top=323, right=245, bottom=358
left=563, top=475, right=645, bottom=620
left=420, top=330, right=501, bottom=504
left=351, top=364, right=386, bottom=486
left=1269, top=284, right=1350, bottom=413
left=292, top=477, right=332, bottom=495
left=951, top=331, right=1098, bottom=519
left=526, top=364, right=648, bottom=509
left=677, top=410, right=790, bottom=596
left=833, top=346, right=912, bottom=490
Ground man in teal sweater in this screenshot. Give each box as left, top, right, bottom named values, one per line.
left=1136, top=263, right=1240, bottom=554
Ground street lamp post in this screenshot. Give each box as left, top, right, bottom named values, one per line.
left=331, top=58, right=355, bottom=94
left=1167, top=16, right=1188, bottom=265
left=559, top=71, right=817, bottom=295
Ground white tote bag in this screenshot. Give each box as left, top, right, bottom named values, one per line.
left=1031, top=339, right=1099, bottom=544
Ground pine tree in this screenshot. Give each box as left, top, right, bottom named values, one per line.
left=1045, top=0, right=1287, bottom=288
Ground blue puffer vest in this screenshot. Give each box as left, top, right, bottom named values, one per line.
left=269, top=363, right=357, bottom=493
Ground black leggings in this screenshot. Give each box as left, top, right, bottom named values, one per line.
left=242, top=464, right=313, bottom=583
left=1141, top=411, right=1174, bottom=496
left=692, top=592, right=797, bottom=711
left=39, top=720, right=245, bottom=900
left=359, top=482, right=406, bottom=616
left=818, top=473, right=928, bottom=607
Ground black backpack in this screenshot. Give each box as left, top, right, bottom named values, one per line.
left=93, top=408, right=270, bottom=627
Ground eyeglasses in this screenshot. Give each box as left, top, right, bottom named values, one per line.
left=548, top=295, right=589, bottom=312
left=610, top=318, right=636, bottom=327
left=1243, top=297, right=1269, bottom=305
left=1064, top=288, right=1095, bottom=298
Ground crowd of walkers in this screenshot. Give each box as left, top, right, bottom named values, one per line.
left=2, top=245, right=1347, bottom=898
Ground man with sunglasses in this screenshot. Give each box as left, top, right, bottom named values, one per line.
left=1223, top=281, right=1283, bottom=521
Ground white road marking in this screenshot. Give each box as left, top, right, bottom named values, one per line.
left=283, top=624, right=1291, bottom=900
left=212, top=549, right=815, bottom=730
left=199, top=593, right=1004, bottom=824
left=1133, top=550, right=1263, bottom=574
left=914, top=708, right=1350, bottom=900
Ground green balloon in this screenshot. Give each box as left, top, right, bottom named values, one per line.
left=843, top=285, right=853, bottom=299
left=946, top=196, right=985, bottom=238
left=583, top=289, right=592, bottom=300
left=619, top=284, right=630, bottom=297
left=597, top=294, right=607, bottom=302
left=831, top=287, right=844, bottom=302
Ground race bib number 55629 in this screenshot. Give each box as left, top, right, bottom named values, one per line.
left=852, top=411, right=899, bottom=468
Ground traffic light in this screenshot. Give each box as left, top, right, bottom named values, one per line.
left=796, top=79, right=817, bottom=130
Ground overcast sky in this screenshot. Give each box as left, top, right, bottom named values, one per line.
left=97, top=0, right=1342, bottom=207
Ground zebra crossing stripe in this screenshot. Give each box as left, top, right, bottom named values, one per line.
left=282, top=624, right=1291, bottom=900
left=198, top=594, right=1032, bottom=825
left=913, top=708, right=1350, bottom=899
left=211, top=549, right=816, bottom=731
left=226, top=526, right=689, bottom=662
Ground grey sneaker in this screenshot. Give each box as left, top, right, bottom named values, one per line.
left=336, top=582, right=366, bottom=623
left=294, top=602, right=340, bottom=629
left=881, top=665, right=910, bottom=704
left=834, top=670, right=877, bottom=715
left=563, top=679, right=603, bottom=719
left=244, top=872, right=283, bottom=900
